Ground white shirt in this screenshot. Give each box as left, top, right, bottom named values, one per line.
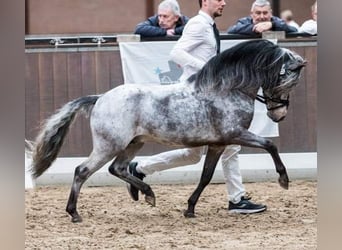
left=298, top=19, right=317, bottom=35
left=288, top=20, right=300, bottom=30
left=170, top=10, right=217, bottom=82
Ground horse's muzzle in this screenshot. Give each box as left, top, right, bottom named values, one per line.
left=275, top=116, right=286, bottom=122
left=267, top=107, right=288, bottom=123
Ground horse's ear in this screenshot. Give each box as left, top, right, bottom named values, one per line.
left=288, top=60, right=307, bottom=71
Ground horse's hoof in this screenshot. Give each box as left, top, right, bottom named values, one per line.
left=71, top=215, right=83, bottom=223
left=145, top=195, right=156, bottom=207
left=278, top=176, right=289, bottom=190
left=183, top=210, right=196, bottom=218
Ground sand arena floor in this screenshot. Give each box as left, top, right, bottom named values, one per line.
left=25, top=180, right=316, bottom=249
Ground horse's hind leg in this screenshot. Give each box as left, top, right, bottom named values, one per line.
left=108, top=140, right=156, bottom=206
left=66, top=151, right=114, bottom=223
left=232, top=130, right=289, bottom=189
left=184, top=146, right=225, bottom=218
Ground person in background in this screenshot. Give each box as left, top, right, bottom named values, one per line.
left=298, top=1, right=317, bottom=35
left=227, top=0, right=297, bottom=35
left=127, top=0, right=267, bottom=215
left=134, top=0, right=189, bottom=37
left=280, top=9, right=300, bottom=30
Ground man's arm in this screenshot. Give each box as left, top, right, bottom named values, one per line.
left=227, top=17, right=254, bottom=35
left=271, top=16, right=298, bottom=33
left=170, top=20, right=207, bottom=71
left=134, top=16, right=167, bottom=37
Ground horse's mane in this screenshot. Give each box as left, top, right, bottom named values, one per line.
left=193, top=39, right=286, bottom=94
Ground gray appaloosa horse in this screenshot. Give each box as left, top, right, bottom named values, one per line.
left=31, top=39, right=306, bottom=222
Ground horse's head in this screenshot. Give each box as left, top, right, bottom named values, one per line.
left=193, top=39, right=306, bottom=122
left=261, top=48, right=307, bottom=122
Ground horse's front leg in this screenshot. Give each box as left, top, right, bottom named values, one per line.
left=232, top=130, right=289, bottom=190
left=184, top=145, right=225, bottom=218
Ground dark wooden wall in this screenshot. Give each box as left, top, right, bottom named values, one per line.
left=25, top=39, right=317, bottom=157
left=25, top=49, right=124, bottom=156
left=26, top=0, right=316, bottom=35
left=279, top=44, right=317, bottom=152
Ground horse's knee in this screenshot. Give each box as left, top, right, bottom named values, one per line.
left=108, top=163, right=127, bottom=176
left=75, top=165, right=89, bottom=180
left=108, top=165, right=117, bottom=176
left=264, top=140, right=278, bottom=152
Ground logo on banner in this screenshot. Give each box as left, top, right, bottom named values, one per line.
left=156, top=60, right=183, bottom=85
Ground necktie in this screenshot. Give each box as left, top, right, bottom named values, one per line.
left=213, top=23, right=220, bottom=54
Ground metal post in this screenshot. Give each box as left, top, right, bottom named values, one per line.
left=25, top=0, right=29, bottom=34
left=146, top=0, right=155, bottom=19
left=272, top=0, right=280, bottom=17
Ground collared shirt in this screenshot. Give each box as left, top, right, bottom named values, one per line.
left=298, top=19, right=317, bottom=35
left=287, top=20, right=300, bottom=30
left=170, top=10, right=218, bottom=82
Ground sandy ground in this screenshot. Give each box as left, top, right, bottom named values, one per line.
left=25, top=180, right=316, bottom=250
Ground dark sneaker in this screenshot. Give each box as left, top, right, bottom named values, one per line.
left=126, top=162, right=145, bottom=201
left=228, top=196, right=267, bottom=214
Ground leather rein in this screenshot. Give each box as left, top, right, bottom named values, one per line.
left=255, top=94, right=290, bottom=111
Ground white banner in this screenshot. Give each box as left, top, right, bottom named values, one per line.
left=119, top=40, right=252, bottom=85
left=119, top=40, right=278, bottom=137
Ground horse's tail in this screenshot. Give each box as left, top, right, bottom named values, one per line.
left=31, top=95, right=101, bottom=178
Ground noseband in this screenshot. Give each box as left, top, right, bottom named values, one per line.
left=256, top=94, right=289, bottom=111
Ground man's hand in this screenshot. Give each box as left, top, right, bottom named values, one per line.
left=252, top=21, right=272, bottom=33
left=166, top=29, right=176, bottom=36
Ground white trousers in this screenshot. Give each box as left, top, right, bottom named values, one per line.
left=137, top=145, right=244, bottom=203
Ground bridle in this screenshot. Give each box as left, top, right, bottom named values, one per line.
left=256, top=94, right=289, bottom=111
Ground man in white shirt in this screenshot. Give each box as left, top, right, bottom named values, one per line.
left=298, top=1, right=317, bottom=35
left=127, top=0, right=267, bottom=214
left=280, top=9, right=300, bottom=30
